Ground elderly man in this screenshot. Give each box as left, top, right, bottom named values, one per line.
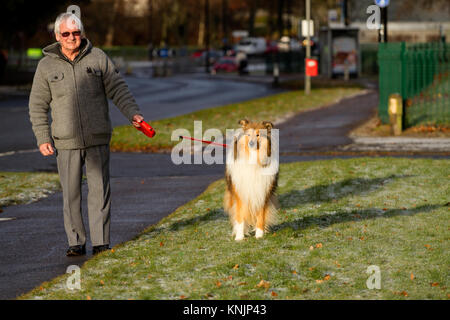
left=29, top=13, right=144, bottom=256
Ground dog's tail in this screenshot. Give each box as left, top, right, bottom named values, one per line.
left=263, top=194, right=278, bottom=232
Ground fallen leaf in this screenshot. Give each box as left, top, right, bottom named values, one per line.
left=292, top=270, right=297, bottom=275
left=180, top=295, right=186, bottom=299
left=399, top=291, right=408, bottom=297
left=315, top=243, right=323, bottom=248
left=238, top=282, right=247, bottom=286
left=431, top=282, right=439, bottom=287
left=159, top=242, right=164, bottom=247
left=87, top=295, right=92, bottom=300
left=271, top=291, right=278, bottom=297
left=232, top=264, right=239, bottom=270
left=100, top=280, right=104, bottom=285
left=324, top=275, right=331, bottom=281
left=309, top=267, right=315, bottom=271
left=360, top=236, right=365, bottom=241
left=110, top=249, right=115, bottom=253
left=410, top=273, right=414, bottom=280
left=216, top=281, right=222, bottom=288
left=316, top=279, right=324, bottom=284
left=309, top=246, right=314, bottom=251
left=256, top=280, right=270, bottom=289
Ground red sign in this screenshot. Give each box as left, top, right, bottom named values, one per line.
left=305, top=58, right=318, bottom=77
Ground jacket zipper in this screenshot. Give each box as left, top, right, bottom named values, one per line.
left=71, top=63, right=86, bottom=147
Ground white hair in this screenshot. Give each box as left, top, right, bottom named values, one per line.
left=54, top=13, right=84, bottom=35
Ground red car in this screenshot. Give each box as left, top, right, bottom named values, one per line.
left=212, top=56, right=238, bottom=73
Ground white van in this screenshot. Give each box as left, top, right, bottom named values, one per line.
left=235, top=37, right=267, bottom=55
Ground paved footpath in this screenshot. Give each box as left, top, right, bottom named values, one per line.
left=0, top=89, right=448, bottom=299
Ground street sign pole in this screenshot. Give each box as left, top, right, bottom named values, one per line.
left=375, top=0, right=389, bottom=43
left=383, top=6, right=388, bottom=42
left=305, top=0, right=311, bottom=95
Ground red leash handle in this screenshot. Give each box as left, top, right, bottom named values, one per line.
left=137, top=120, right=156, bottom=138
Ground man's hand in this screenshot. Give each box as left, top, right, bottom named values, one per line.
left=39, top=143, right=55, bottom=156
left=132, top=114, right=144, bottom=128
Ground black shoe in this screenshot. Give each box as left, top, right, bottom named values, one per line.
left=66, top=245, right=86, bottom=257
left=92, top=245, right=110, bottom=255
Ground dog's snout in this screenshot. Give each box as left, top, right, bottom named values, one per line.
left=248, top=140, right=256, bottom=148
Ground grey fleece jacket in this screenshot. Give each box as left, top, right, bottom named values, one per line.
left=29, top=38, right=141, bottom=149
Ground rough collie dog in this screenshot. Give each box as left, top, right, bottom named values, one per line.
left=224, top=119, right=279, bottom=241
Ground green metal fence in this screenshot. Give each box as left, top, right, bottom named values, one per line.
left=378, top=42, right=450, bottom=127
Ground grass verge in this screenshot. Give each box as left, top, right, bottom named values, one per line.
left=0, top=172, right=60, bottom=209
left=110, top=87, right=363, bottom=152
left=20, top=158, right=449, bottom=300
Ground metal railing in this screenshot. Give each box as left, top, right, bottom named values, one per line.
left=378, top=42, right=450, bottom=127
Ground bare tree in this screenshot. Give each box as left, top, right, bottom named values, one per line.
left=247, top=0, right=258, bottom=36
left=104, top=0, right=121, bottom=46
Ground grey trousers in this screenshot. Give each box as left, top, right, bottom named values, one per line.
left=56, top=144, right=111, bottom=247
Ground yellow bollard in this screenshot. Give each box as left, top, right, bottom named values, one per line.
left=388, top=94, right=403, bottom=136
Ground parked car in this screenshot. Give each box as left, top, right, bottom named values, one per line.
left=212, top=56, right=238, bottom=73
left=264, top=41, right=279, bottom=54
left=235, top=37, right=267, bottom=55
left=191, top=49, right=223, bottom=66
left=277, top=36, right=302, bottom=52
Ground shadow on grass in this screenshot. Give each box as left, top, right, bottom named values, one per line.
left=151, top=208, right=227, bottom=233
left=272, top=203, right=444, bottom=233
left=151, top=174, right=431, bottom=235
left=279, top=174, right=413, bottom=208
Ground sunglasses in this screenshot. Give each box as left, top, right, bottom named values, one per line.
left=60, top=31, right=82, bottom=38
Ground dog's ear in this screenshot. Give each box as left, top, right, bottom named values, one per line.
left=238, top=119, right=249, bottom=128
left=262, top=121, right=273, bottom=131
left=261, top=122, right=273, bottom=158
